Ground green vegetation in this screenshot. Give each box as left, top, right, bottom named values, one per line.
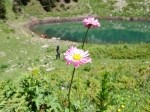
left=0, top=0, right=150, bottom=111
left=0, top=40, right=150, bottom=111
left=2, top=0, right=150, bottom=19
left=0, top=21, right=150, bottom=111
left=91, top=0, right=150, bottom=18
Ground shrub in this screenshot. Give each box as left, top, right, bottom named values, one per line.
left=0, top=0, right=6, bottom=20
left=38, top=0, right=56, bottom=11
left=0, top=73, right=62, bottom=111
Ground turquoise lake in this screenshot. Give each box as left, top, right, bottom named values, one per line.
left=32, top=20, right=150, bottom=43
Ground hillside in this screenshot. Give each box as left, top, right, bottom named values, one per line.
left=3, top=0, right=150, bottom=20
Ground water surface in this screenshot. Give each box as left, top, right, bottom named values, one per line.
left=32, top=20, right=150, bottom=43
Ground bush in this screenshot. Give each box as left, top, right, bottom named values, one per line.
left=12, top=0, right=31, bottom=14
left=0, top=73, right=62, bottom=111
left=38, top=0, right=57, bottom=11
left=12, top=0, right=22, bottom=14
left=87, top=44, right=150, bottom=59
left=0, top=0, right=6, bottom=20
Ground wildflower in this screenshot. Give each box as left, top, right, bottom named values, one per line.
left=31, top=68, right=39, bottom=75
left=117, top=109, right=121, bottom=112
left=64, top=46, right=91, bottom=68
left=61, top=86, right=65, bottom=90
left=121, top=105, right=125, bottom=108
left=81, top=17, right=100, bottom=48
left=82, top=17, right=100, bottom=28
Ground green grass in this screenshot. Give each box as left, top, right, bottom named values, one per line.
left=0, top=20, right=150, bottom=111
left=0, top=42, right=150, bottom=111
left=0, top=21, right=48, bottom=80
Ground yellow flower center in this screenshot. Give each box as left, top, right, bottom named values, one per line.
left=73, top=54, right=81, bottom=60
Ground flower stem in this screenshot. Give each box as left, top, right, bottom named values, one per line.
left=78, top=73, right=82, bottom=111
left=68, top=67, right=76, bottom=112
left=81, top=27, right=90, bottom=49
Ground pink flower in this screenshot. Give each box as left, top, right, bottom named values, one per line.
left=64, top=46, right=91, bottom=68
left=82, top=17, right=100, bottom=28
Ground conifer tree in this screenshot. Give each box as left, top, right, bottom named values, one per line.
left=12, top=0, right=22, bottom=14
left=12, top=0, right=31, bottom=14
left=20, top=0, right=31, bottom=6
left=0, top=0, right=6, bottom=20
left=38, top=0, right=56, bottom=11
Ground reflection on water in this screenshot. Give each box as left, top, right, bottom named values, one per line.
left=32, top=20, right=150, bottom=43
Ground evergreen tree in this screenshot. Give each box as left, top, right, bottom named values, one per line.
left=0, top=0, right=6, bottom=20
left=20, top=0, right=31, bottom=6
left=38, top=0, right=56, bottom=12
left=64, top=0, right=71, bottom=3
left=12, top=0, right=22, bottom=14
left=12, top=0, right=31, bottom=14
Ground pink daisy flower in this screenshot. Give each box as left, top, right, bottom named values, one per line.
left=82, top=17, right=100, bottom=28
left=64, top=46, right=92, bottom=68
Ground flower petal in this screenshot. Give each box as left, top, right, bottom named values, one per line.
left=64, top=46, right=92, bottom=68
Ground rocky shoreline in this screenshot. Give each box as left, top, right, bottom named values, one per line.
left=25, top=16, right=150, bottom=30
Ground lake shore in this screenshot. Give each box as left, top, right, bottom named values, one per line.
left=25, top=16, right=150, bottom=30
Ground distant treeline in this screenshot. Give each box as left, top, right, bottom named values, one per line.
left=0, top=0, right=78, bottom=20
left=12, top=0, right=78, bottom=14
left=12, top=0, right=57, bottom=13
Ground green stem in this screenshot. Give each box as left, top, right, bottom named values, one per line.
left=78, top=73, right=82, bottom=112
left=68, top=67, right=76, bottom=112
left=81, top=27, right=90, bottom=49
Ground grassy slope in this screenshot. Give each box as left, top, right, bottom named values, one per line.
left=0, top=0, right=149, bottom=90
left=4, top=0, right=150, bottom=19
left=25, top=0, right=150, bottom=18
left=0, top=0, right=150, bottom=111
left=91, top=0, right=150, bottom=18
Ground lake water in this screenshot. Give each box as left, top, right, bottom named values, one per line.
left=32, top=20, right=150, bottom=43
